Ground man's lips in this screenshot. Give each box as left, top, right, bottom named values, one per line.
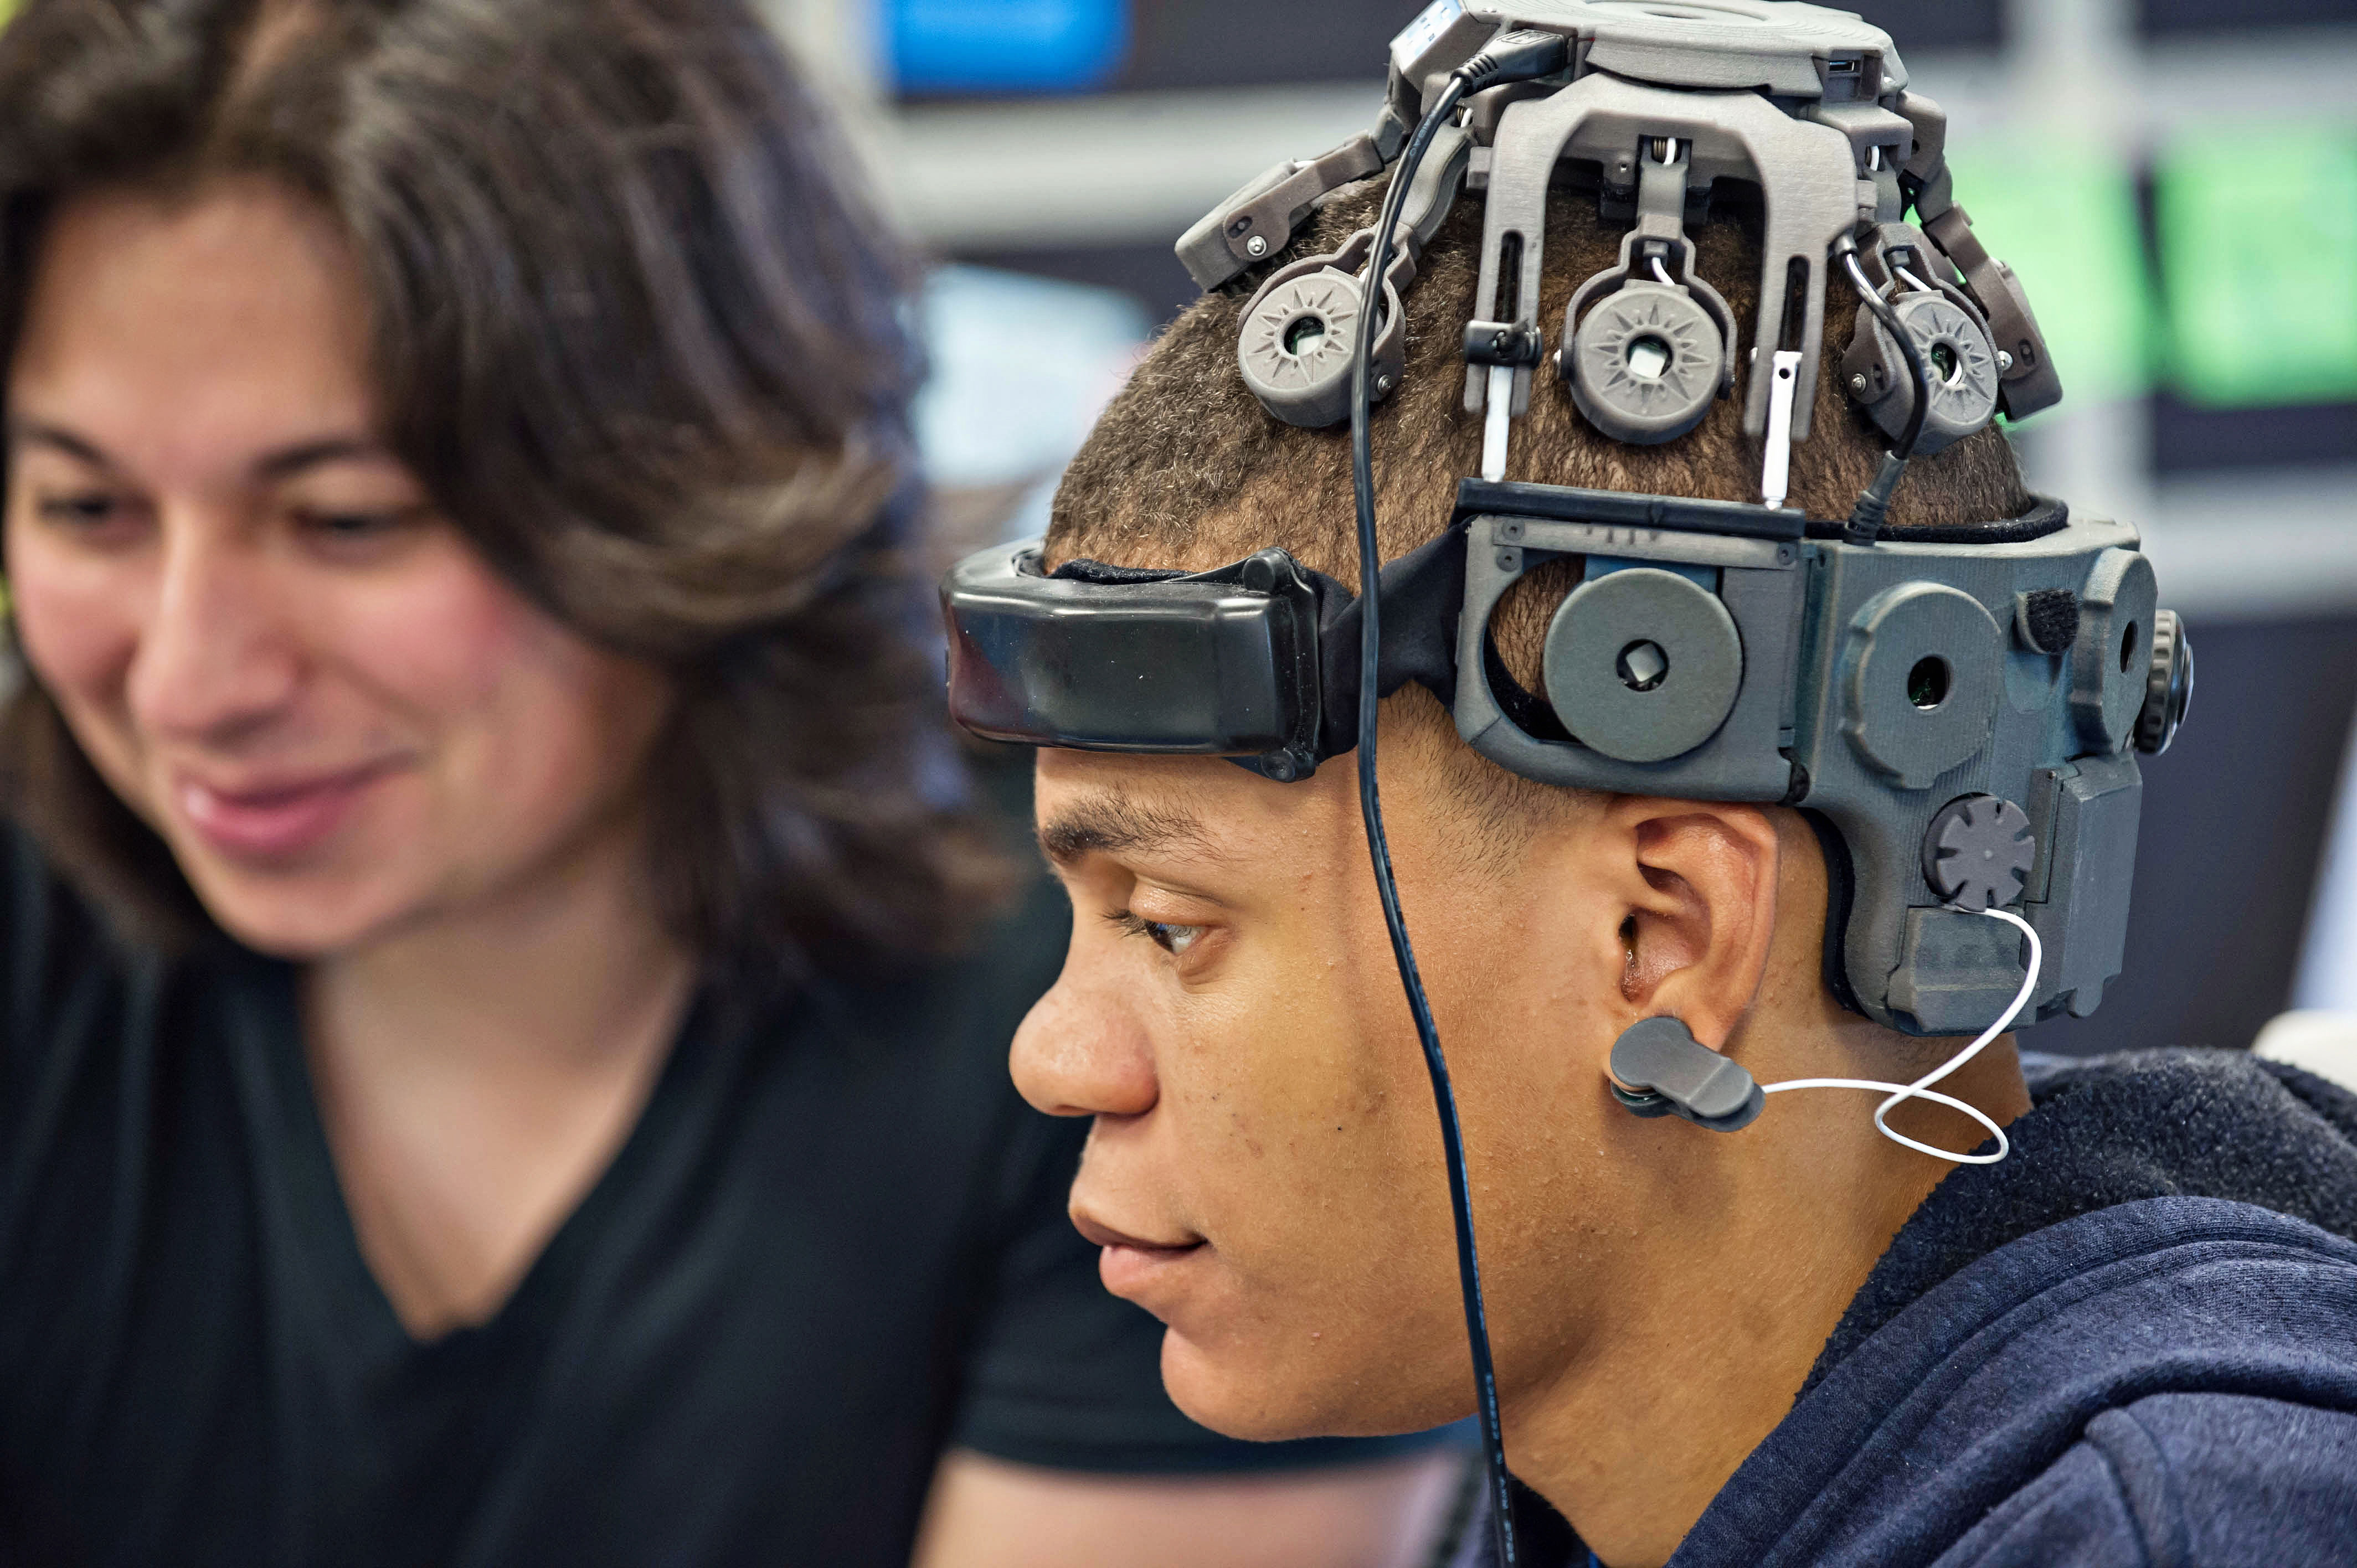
left=173, top=760, right=403, bottom=860
left=1073, top=1212, right=1202, bottom=1253
left=1073, top=1210, right=1207, bottom=1304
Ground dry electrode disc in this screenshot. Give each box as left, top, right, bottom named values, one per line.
left=1866, top=292, right=2000, bottom=452
left=1237, top=270, right=1364, bottom=429
left=1567, top=286, right=1723, bottom=445
left=1543, top=567, right=1743, bottom=764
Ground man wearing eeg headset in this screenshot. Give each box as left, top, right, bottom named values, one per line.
left=941, top=3, right=2357, bottom=1565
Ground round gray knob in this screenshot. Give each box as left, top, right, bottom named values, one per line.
left=1922, top=794, right=2036, bottom=912
left=1237, top=268, right=1368, bottom=429
left=2071, top=549, right=2159, bottom=755
left=1862, top=292, right=2000, bottom=455
left=1543, top=568, right=1742, bottom=764
left=1840, top=582, right=2005, bottom=790
left=1565, top=284, right=1722, bottom=445
left=2136, top=608, right=2194, bottom=756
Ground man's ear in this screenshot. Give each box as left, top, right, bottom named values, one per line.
left=1603, top=797, right=1782, bottom=1051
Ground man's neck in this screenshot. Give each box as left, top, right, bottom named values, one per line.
left=1504, top=1040, right=2031, bottom=1568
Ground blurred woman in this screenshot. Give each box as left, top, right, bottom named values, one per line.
left=0, top=2, right=1458, bottom=1562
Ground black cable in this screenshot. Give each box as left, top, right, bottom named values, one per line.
left=1840, top=239, right=1931, bottom=544
left=1349, top=30, right=1566, bottom=1565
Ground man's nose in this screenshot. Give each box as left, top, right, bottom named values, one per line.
left=125, top=519, right=301, bottom=744
left=1011, top=961, right=1160, bottom=1120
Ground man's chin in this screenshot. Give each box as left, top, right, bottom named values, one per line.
left=1157, top=1325, right=1464, bottom=1443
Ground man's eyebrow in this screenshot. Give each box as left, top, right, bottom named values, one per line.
left=1037, top=794, right=1221, bottom=868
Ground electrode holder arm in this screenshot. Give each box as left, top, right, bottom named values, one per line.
left=1178, top=131, right=1388, bottom=290
left=1558, top=138, right=1739, bottom=396
left=1897, top=143, right=2063, bottom=421
left=1463, top=73, right=1858, bottom=442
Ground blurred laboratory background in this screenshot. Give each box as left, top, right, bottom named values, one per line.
left=769, top=0, right=2357, bottom=1056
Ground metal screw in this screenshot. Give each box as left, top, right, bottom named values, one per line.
left=1246, top=235, right=1269, bottom=257
left=1850, top=373, right=1869, bottom=395
left=1996, top=349, right=2015, bottom=373
left=1373, top=373, right=1396, bottom=395
left=1617, top=640, right=1670, bottom=693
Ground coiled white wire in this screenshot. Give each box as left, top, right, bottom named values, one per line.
left=1759, top=906, right=2040, bottom=1164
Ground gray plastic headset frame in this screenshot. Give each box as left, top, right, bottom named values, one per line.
left=1176, top=0, right=2106, bottom=1034
left=1455, top=500, right=2150, bottom=1036
left=1182, top=0, right=2062, bottom=434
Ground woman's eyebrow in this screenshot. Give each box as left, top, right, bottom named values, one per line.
left=2, top=420, right=389, bottom=483
left=253, top=435, right=387, bottom=481
left=6, top=416, right=114, bottom=470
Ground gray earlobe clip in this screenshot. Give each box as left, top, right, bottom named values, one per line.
left=1608, top=1016, right=1764, bottom=1132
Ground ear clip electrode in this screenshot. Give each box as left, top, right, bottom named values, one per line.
left=1607, top=905, right=2041, bottom=1163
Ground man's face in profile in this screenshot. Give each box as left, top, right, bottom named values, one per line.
left=1011, top=734, right=1642, bottom=1442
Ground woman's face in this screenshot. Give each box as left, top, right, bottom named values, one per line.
left=3, top=180, right=674, bottom=957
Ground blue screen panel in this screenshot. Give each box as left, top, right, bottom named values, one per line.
left=887, top=0, right=1131, bottom=95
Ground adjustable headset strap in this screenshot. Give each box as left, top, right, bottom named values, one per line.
left=1802, top=807, right=1869, bottom=1020
left=1309, top=520, right=1469, bottom=762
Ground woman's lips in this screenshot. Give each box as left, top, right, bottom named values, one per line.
left=174, top=762, right=399, bottom=860
left=1074, top=1211, right=1207, bottom=1305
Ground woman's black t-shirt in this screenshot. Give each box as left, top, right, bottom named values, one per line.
left=0, top=829, right=1420, bottom=1566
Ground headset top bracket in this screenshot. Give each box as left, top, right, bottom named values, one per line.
left=1391, top=1, right=1909, bottom=124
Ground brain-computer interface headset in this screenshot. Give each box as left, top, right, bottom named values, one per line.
left=939, top=3, right=2195, bottom=1559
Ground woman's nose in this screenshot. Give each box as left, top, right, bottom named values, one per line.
left=125, top=521, right=301, bottom=743
left=1010, top=961, right=1160, bottom=1121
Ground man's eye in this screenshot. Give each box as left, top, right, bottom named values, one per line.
left=1148, top=921, right=1204, bottom=955
left=1110, top=911, right=1207, bottom=956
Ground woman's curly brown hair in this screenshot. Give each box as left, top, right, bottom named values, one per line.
left=0, top=0, right=1009, bottom=974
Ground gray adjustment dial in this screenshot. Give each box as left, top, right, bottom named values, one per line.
left=1565, top=284, right=1723, bottom=445
left=1922, top=794, right=2036, bottom=912
left=1237, top=267, right=1396, bottom=429
left=2136, top=608, right=2194, bottom=756
left=1860, top=292, right=2000, bottom=456
left=1543, top=567, right=1743, bottom=763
